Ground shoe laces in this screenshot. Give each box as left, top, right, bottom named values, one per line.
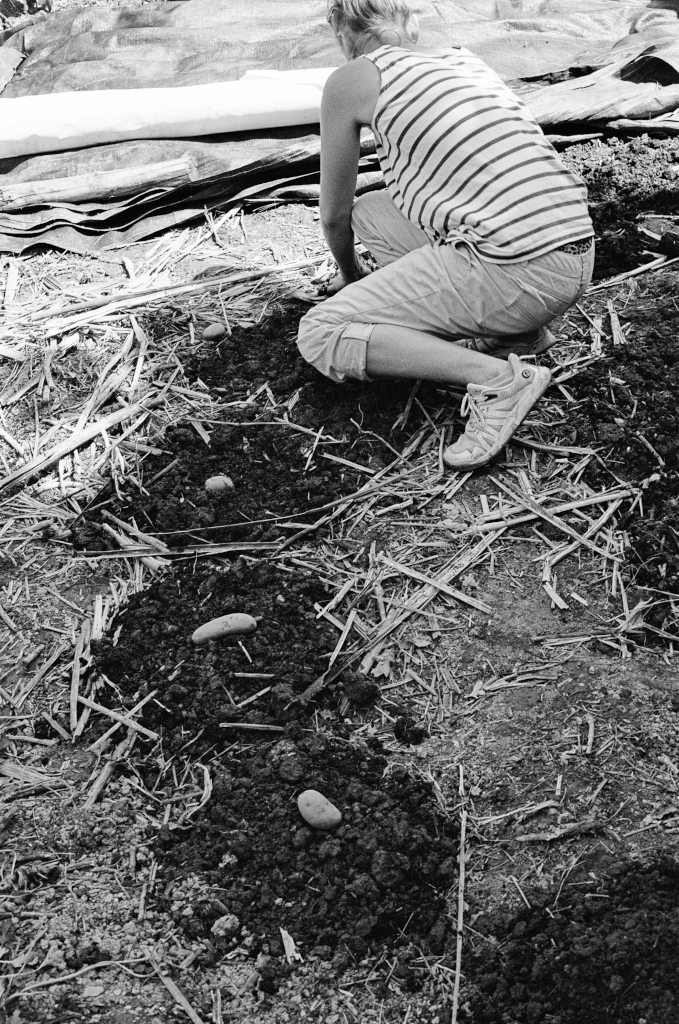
left=460, top=389, right=492, bottom=440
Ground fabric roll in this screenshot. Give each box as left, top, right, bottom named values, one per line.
left=0, top=69, right=333, bottom=160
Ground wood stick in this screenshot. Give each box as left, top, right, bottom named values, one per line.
left=35, top=254, right=328, bottom=327
left=146, top=954, right=205, bottom=1024
left=0, top=603, right=19, bottom=632
left=543, top=581, right=569, bottom=610
left=3, top=734, right=57, bottom=747
left=218, top=722, right=284, bottom=732
left=451, top=784, right=467, bottom=1024
left=490, top=477, right=622, bottom=562
left=69, top=625, right=90, bottom=732
left=100, top=523, right=169, bottom=572
left=319, top=452, right=375, bottom=475
left=16, top=642, right=69, bottom=709
left=41, top=711, right=71, bottom=741
left=0, top=425, right=24, bottom=456
left=328, top=609, right=357, bottom=667
left=380, top=555, right=491, bottom=614
left=100, top=509, right=170, bottom=552
left=76, top=539, right=277, bottom=560
left=86, top=690, right=158, bottom=752
left=0, top=397, right=162, bottom=493
left=586, top=254, right=679, bottom=293
left=77, top=695, right=159, bottom=741
left=636, top=432, right=665, bottom=467
left=83, top=730, right=136, bottom=810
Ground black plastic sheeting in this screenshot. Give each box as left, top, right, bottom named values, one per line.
left=3, top=0, right=679, bottom=252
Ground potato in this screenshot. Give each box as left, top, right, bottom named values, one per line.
left=205, top=474, right=235, bottom=493
left=202, top=323, right=227, bottom=341
left=192, top=613, right=258, bottom=646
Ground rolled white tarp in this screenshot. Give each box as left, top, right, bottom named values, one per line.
left=0, top=68, right=334, bottom=160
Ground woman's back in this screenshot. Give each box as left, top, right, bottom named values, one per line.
left=361, top=45, right=592, bottom=262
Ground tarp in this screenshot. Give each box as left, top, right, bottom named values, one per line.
left=0, top=131, right=380, bottom=253
left=3, top=0, right=678, bottom=95
left=528, top=39, right=679, bottom=123
left=1, top=69, right=332, bottom=159
left=3, top=0, right=679, bottom=252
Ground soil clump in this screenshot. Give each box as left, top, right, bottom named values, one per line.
left=465, top=858, right=679, bottom=1024
left=94, top=558, right=340, bottom=741
left=156, top=738, right=457, bottom=971
left=564, top=134, right=679, bottom=281
left=569, top=274, right=679, bottom=604
left=92, top=558, right=458, bottom=966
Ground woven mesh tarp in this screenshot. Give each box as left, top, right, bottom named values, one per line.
left=4, top=0, right=679, bottom=95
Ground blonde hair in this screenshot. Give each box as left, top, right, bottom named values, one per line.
left=328, top=0, right=414, bottom=57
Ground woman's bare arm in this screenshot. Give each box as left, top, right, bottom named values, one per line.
left=320, top=58, right=380, bottom=290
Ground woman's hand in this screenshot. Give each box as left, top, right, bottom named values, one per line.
left=324, top=255, right=371, bottom=296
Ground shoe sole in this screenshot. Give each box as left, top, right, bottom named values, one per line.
left=444, top=366, right=552, bottom=469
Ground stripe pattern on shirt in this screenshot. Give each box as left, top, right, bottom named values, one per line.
left=362, top=46, right=593, bottom=263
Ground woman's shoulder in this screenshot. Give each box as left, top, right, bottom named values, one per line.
left=323, top=58, right=381, bottom=126
left=325, top=56, right=380, bottom=99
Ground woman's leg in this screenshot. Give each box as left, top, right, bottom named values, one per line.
left=298, top=235, right=494, bottom=383
left=365, top=323, right=501, bottom=384
left=297, top=233, right=553, bottom=469
left=351, top=191, right=430, bottom=265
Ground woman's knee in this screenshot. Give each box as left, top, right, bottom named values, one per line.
left=352, top=191, right=430, bottom=264
left=297, top=307, right=372, bottom=383
left=351, top=192, right=387, bottom=247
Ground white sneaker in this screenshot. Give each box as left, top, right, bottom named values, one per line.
left=443, top=354, right=552, bottom=469
left=458, top=325, right=557, bottom=360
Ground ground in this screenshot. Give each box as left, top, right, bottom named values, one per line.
left=1, top=30, right=679, bottom=1024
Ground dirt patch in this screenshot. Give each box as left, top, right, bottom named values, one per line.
left=12, top=137, right=679, bottom=1024
left=465, top=858, right=679, bottom=1024
left=567, top=273, right=679, bottom=602
left=91, top=556, right=458, bottom=971
left=563, top=135, right=679, bottom=282
left=72, top=302, right=438, bottom=550
left=93, top=558, right=341, bottom=742
left=155, top=736, right=457, bottom=974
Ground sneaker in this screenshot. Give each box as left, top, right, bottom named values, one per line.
left=458, top=325, right=557, bottom=360
left=443, top=354, right=552, bottom=469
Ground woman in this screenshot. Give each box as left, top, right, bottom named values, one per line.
left=297, top=0, right=594, bottom=469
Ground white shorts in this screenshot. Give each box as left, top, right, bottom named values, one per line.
left=298, top=191, right=594, bottom=383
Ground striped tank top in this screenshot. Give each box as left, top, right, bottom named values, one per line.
left=361, top=46, right=593, bottom=263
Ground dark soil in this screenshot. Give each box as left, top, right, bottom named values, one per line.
left=72, top=302, right=437, bottom=550
left=558, top=135, right=679, bottom=606
left=465, top=858, right=679, bottom=1024
left=568, top=274, right=679, bottom=606
left=94, top=558, right=340, bottom=740
left=92, top=556, right=457, bottom=964
left=156, top=738, right=457, bottom=972
left=564, top=134, right=679, bottom=283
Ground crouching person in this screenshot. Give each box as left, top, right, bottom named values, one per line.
left=298, top=0, right=594, bottom=469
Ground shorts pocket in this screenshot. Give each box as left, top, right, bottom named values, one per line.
left=479, top=287, right=556, bottom=335
left=478, top=252, right=588, bottom=335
